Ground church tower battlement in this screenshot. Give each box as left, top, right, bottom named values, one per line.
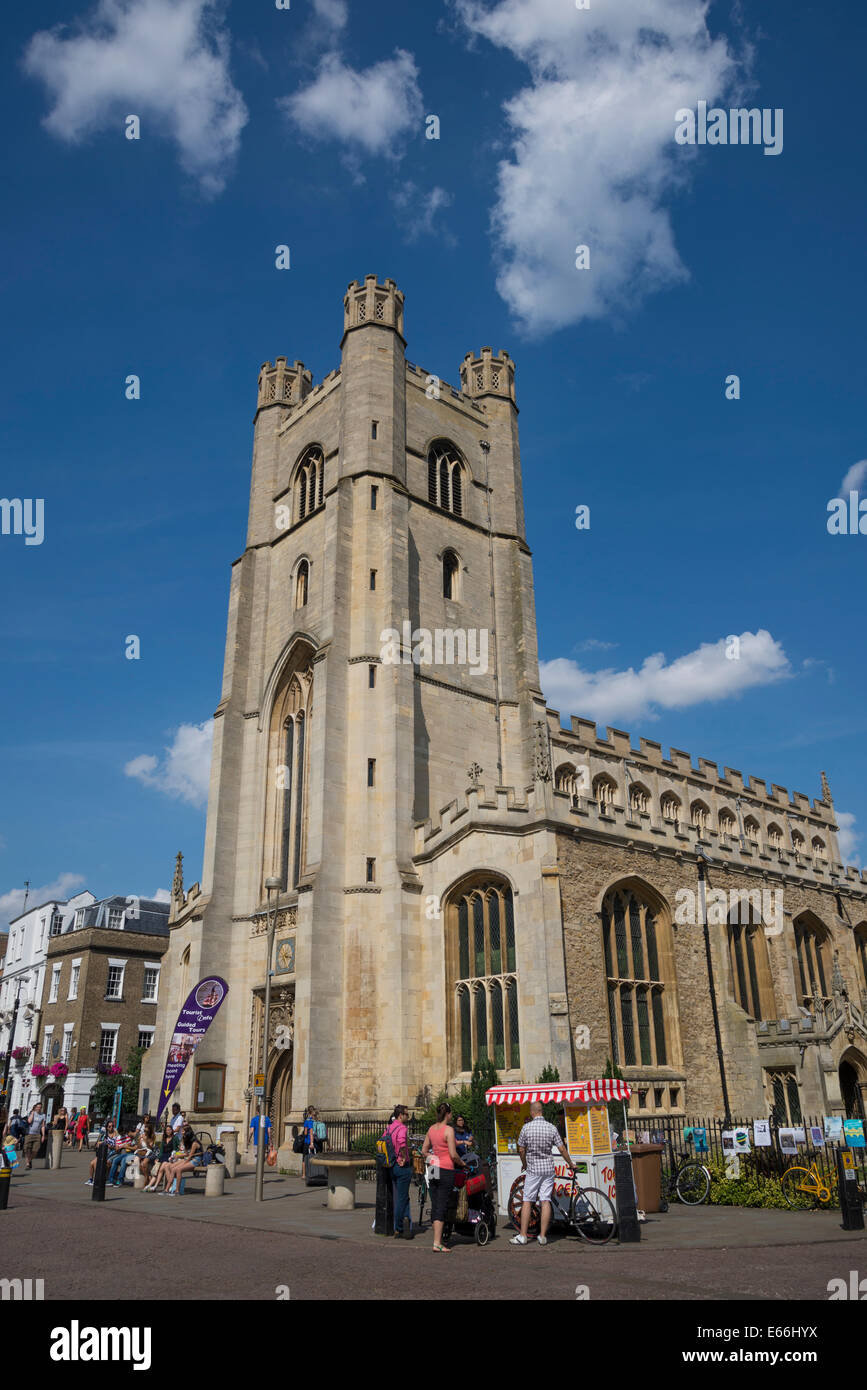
left=460, top=346, right=517, bottom=405
left=256, top=357, right=313, bottom=412
left=342, top=273, right=405, bottom=340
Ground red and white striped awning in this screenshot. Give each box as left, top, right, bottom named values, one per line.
left=485, top=1080, right=631, bottom=1106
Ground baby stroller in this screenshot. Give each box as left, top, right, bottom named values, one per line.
left=442, top=1152, right=498, bottom=1246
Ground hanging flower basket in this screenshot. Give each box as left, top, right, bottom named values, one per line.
left=49, top=1062, right=69, bottom=1079
left=11, top=1045, right=31, bottom=1064
left=31, top=1063, right=50, bottom=1082
left=96, top=1062, right=123, bottom=1076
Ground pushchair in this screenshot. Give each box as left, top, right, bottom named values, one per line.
left=442, top=1151, right=498, bottom=1245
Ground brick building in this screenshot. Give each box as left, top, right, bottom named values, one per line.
left=36, top=896, right=170, bottom=1114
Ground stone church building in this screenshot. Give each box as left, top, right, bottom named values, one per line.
left=140, top=275, right=867, bottom=1147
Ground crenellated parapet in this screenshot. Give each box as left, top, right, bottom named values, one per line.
left=257, top=357, right=313, bottom=412
left=460, top=346, right=516, bottom=404
left=543, top=710, right=867, bottom=885
left=343, top=273, right=405, bottom=338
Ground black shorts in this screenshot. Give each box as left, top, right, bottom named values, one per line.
left=429, top=1169, right=456, bottom=1223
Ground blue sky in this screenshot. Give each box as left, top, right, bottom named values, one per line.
left=1, top=0, right=865, bottom=926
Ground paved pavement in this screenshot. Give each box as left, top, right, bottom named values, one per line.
left=3, top=1150, right=866, bottom=1301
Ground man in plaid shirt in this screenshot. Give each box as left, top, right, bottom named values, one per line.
left=510, top=1102, right=574, bottom=1246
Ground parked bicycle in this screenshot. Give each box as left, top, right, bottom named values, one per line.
left=659, top=1138, right=711, bottom=1207
left=507, top=1169, right=617, bottom=1245
left=781, top=1159, right=832, bottom=1210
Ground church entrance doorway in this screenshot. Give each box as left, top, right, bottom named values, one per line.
left=839, top=1051, right=867, bottom=1120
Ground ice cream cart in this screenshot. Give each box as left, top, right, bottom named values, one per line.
left=485, top=1079, right=632, bottom=1223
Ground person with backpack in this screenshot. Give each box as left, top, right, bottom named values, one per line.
left=383, top=1105, right=414, bottom=1239
left=5, top=1109, right=27, bottom=1150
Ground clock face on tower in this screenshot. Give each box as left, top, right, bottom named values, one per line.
left=276, top=938, right=295, bottom=974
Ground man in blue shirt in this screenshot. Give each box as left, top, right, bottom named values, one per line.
left=249, top=1112, right=272, bottom=1158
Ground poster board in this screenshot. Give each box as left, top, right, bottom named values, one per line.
left=495, top=1102, right=531, bottom=1153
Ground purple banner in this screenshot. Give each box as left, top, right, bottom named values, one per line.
left=155, top=975, right=229, bottom=1120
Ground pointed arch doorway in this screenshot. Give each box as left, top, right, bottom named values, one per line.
left=839, top=1050, right=867, bottom=1120
left=269, top=1045, right=294, bottom=1149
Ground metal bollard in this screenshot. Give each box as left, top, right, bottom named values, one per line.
left=49, top=1131, right=63, bottom=1170
left=374, top=1162, right=394, bottom=1235
left=91, top=1141, right=108, bottom=1202
left=0, top=1163, right=11, bottom=1211
left=837, top=1149, right=865, bottom=1231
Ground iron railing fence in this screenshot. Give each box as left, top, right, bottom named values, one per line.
left=632, top=1112, right=867, bottom=1203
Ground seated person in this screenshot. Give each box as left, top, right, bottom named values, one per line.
left=107, top=1131, right=137, bottom=1186
left=85, top=1119, right=119, bottom=1185
left=160, top=1127, right=204, bottom=1195
left=144, top=1124, right=179, bottom=1191
left=453, top=1114, right=475, bottom=1156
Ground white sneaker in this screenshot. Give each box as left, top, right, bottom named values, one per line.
left=510, top=1234, right=529, bottom=1245
left=537, top=1235, right=548, bottom=1246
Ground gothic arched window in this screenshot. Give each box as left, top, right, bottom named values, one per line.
left=812, top=836, right=827, bottom=860
left=442, top=550, right=460, bottom=600
left=449, top=878, right=519, bottom=1074
left=661, top=793, right=681, bottom=825
left=593, top=774, right=617, bottom=811
left=794, top=914, right=831, bottom=1008
left=719, top=810, right=737, bottom=840
left=691, top=800, right=710, bottom=833
left=294, top=446, right=324, bottom=523
left=728, top=904, right=774, bottom=1021
left=744, top=816, right=760, bottom=845
left=768, top=823, right=783, bottom=849
left=267, top=662, right=313, bottom=896
left=602, top=883, right=678, bottom=1069
left=427, top=441, right=466, bottom=516
left=855, top=925, right=867, bottom=996
left=629, top=783, right=650, bottom=815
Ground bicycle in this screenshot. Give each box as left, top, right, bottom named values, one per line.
left=660, top=1139, right=711, bottom=1207
left=507, top=1169, right=617, bottom=1245
left=781, top=1159, right=832, bottom=1210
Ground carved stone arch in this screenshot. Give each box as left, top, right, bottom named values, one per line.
left=258, top=635, right=318, bottom=734
left=443, top=870, right=520, bottom=1078
left=261, top=644, right=316, bottom=897
left=599, top=876, right=681, bottom=1071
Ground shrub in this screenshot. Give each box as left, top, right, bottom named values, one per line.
left=349, top=1132, right=379, bottom=1156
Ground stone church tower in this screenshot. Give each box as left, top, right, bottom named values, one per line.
left=141, top=276, right=572, bottom=1135
left=142, top=274, right=867, bottom=1142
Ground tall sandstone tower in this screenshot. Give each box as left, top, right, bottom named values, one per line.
left=142, top=276, right=572, bottom=1133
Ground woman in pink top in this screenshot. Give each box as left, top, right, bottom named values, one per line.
left=422, top=1102, right=465, bottom=1252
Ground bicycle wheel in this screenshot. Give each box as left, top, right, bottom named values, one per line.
left=570, top=1185, right=617, bottom=1245
left=676, top=1162, right=710, bottom=1206
left=507, top=1174, right=540, bottom=1234
left=781, top=1166, right=819, bottom=1210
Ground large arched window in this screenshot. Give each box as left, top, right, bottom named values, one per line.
left=794, top=914, right=831, bottom=1007
left=555, top=762, right=580, bottom=802
left=660, top=793, right=681, bottom=825
left=767, top=823, right=783, bottom=850
left=427, top=441, right=465, bottom=516
left=449, top=878, right=519, bottom=1074
left=442, top=549, right=460, bottom=600
left=728, top=903, right=774, bottom=1020
left=812, top=836, right=827, bottom=860
left=294, top=446, right=324, bottom=523
left=602, top=883, right=677, bottom=1069
left=691, top=800, right=710, bottom=833
left=266, top=660, right=313, bottom=895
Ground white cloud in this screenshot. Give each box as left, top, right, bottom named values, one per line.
left=312, top=0, right=348, bottom=30
left=836, top=812, right=861, bottom=868
left=281, top=49, right=423, bottom=156
left=149, top=888, right=172, bottom=903
left=23, top=0, right=247, bottom=196
left=0, top=873, right=87, bottom=931
left=541, top=629, right=790, bottom=725
left=124, top=721, right=213, bottom=807
left=840, top=459, right=867, bottom=494
left=392, top=183, right=454, bottom=242
left=453, top=0, right=741, bottom=334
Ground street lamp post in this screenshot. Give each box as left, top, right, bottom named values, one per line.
left=697, top=854, right=732, bottom=1127
left=255, top=877, right=282, bottom=1204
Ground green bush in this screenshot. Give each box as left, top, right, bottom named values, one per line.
left=706, top=1158, right=790, bottom=1209
left=349, top=1132, right=379, bottom=1156
left=416, top=1059, right=499, bottom=1155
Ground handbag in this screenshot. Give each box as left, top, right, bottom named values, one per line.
left=292, top=1136, right=305, bottom=1154
left=266, top=1146, right=277, bottom=1167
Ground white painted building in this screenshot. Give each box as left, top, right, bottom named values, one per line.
left=0, top=890, right=95, bottom=1116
